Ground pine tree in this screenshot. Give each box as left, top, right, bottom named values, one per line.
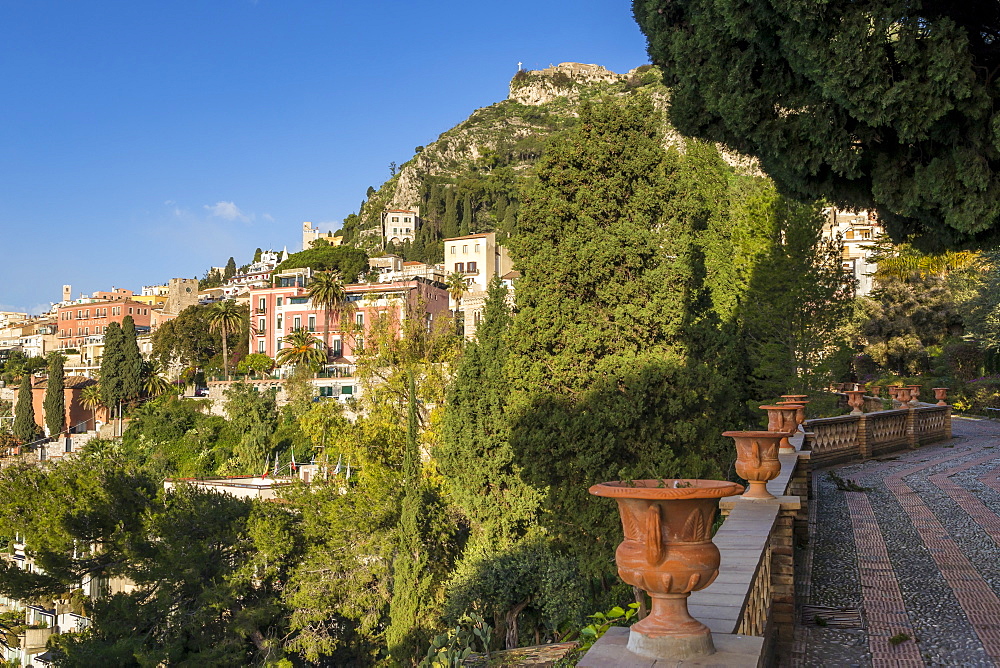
left=12, top=374, right=36, bottom=443
left=504, top=95, right=735, bottom=577
left=120, top=315, right=143, bottom=404
left=44, top=353, right=66, bottom=438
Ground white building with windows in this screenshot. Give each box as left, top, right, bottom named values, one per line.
left=382, top=208, right=419, bottom=246
left=443, top=232, right=514, bottom=339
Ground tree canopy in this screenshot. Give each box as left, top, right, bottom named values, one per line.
left=633, top=0, right=1000, bottom=249
left=274, top=245, right=369, bottom=281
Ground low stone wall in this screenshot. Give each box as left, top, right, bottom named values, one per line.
left=805, top=404, right=952, bottom=468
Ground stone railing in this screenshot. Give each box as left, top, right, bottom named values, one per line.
left=804, top=404, right=951, bottom=468
left=580, top=441, right=810, bottom=667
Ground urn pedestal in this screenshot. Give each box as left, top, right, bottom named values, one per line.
left=759, top=404, right=802, bottom=453
left=589, top=479, right=744, bottom=660
left=724, top=431, right=784, bottom=500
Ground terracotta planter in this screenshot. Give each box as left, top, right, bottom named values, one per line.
left=759, top=404, right=802, bottom=453
left=724, top=431, right=784, bottom=500
left=589, top=479, right=743, bottom=659
left=869, top=385, right=881, bottom=398
left=777, top=400, right=809, bottom=433
left=907, top=385, right=921, bottom=407
left=933, top=387, right=949, bottom=406
left=894, top=386, right=911, bottom=406
left=844, top=389, right=865, bottom=415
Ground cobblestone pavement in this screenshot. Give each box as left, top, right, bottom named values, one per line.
left=794, top=417, right=1000, bottom=667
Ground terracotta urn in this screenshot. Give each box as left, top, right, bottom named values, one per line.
left=777, top=399, right=810, bottom=433
left=869, top=385, right=881, bottom=398
left=894, top=386, right=911, bottom=406
left=844, top=389, right=865, bottom=415
left=760, top=404, right=802, bottom=453
left=724, top=430, right=785, bottom=500
left=907, top=385, right=922, bottom=407
left=589, top=478, right=744, bottom=660
left=933, top=387, right=949, bottom=406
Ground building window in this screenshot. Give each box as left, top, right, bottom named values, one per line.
left=463, top=245, right=468, bottom=253
left=405, top=228, right=410, bottom=233
left=342, top=385, right=353, bottom=395
left=404, top=217, right=410, bottom=222
left=293, top=316, right=301, bottom=330
left=450, top=246, right=456, bottom=254
left=276, top=316, right=283, bottom=329
left=356, top=312, right=364, bottom=327
left=276, top=297, right=283, bottom=306
left=393, top=228, right=398, bottom=235
left=455, top=262, right=464, bottom=273
left=308, top=315, right=316, bottom=332
left=258, top=318, right=265, bottom=333
left=258, top=340, right=265, bottom=353
left=392, top=216, right=399, bottom=222
left=467, top=261, right=477, bottom=272
left=355, top=338, right=363, bottom=352
left=332, top=338, right=342, bottom=356
left=128, top=307, right=133, bottom=314
left=77, top=310, right=82, bottom=319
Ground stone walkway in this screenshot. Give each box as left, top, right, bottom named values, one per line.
left=794, top=417, right=1000, bottom=667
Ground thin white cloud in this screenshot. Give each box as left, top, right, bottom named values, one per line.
left=205, top=201, right=252, bottom=223
left=262, top=213, right=275, bottom=222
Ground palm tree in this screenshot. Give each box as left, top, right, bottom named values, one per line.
left=141, top=361, right=174, bottom=398
left=80, top=384, right=104, bottom=429
left=306, top=271, right=355, bottom=362
left=275, top=328, right=325, bottom=373
left=209, top=300, right=245, bottom=381
left=446, top=270, right=467, bottom=313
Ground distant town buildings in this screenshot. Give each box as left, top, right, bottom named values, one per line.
left=382, top=208, right=419, bottom=246
left=822, top=208, right=883, bottom=296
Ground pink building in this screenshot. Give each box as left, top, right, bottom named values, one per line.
left=248, top=269, right=449, bottom=363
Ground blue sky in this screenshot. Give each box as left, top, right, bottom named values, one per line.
left=0, top=1, right=650, bottom=313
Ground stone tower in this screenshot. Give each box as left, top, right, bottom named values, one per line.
left=62, top=285, right=71, bottom=303
left=302, top=222, right=321, bottom=251
left=164, top=278, right=199, bottom=315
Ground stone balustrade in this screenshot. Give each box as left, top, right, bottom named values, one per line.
left=805, top=403, right=952, bottom=468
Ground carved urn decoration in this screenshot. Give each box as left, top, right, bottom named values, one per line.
left=894, top=386, right=911, bottom=406
left=933, top=387, right=949, bottom=406
left=845, top=389, right=866, bottom=415
left=907, top=385, right=922, bottom=406
left=760, top=404, right=803, bottom=453
left=589, top=478, right=744, bottom=659
left=724, top=430, right=784, bottom=500
left=869, top=385, right=881, bottom=398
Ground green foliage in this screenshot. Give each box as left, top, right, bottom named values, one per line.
left=274, top=245, right=369, bottom=280
left=224, top=256, right=237, bottom=280
left=634, top=0, right=1000, bottom=248
left=237, top=353, right=274, bottom=378
left=209, top=301, right=247, bottom=380
left=420, top=612, right=492, bottom=668
left=44, top=353, right=66, bottom=437
left=99, top=322, right=125, bottom=413
left=12, top=374, right=37, bottom=443
left=119, top=316, right=143, bottom=404
left=577, top=603, right=640, bottom=653
left=151, top=304, right=222, bottom=370
left=223, top=382, right=279, bottom=474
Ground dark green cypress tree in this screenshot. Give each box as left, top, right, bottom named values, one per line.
left=119, top=315, right=143, bottom=403
left=440, top=278, right=540, bottom=544
left=100, top=322, right=125, bottom=419
left=253, top=248, right=262, bottom=263
left=43, top=354, right=66, bottom=438
left=224, top=257, right=237, bottom=280
left=386, top=372, right=434, bottom=661
left=443, top=189, right=460, bottom=239
left=460, top=193, right=473, bottom=235
left=12, top=374, right=36, bottom=443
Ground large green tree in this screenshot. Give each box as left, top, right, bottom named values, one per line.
left=44, top=353, right=66, bottom=438
left=12, top=374, right=36, bottom=443
left=209, top=301, right=246, bottom=380
left=100, top=322, right=126, bottom=419
left=151, top=305, right=222, bottom=370
left=634, top=0, right=1000, bottom=248
left=120, top=315, right=143, bottom=405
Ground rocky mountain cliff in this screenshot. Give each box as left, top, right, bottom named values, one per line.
left=338, top=63, right=758, bottom=263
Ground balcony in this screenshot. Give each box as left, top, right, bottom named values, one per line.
left=254, top=307, right=267, bottom=315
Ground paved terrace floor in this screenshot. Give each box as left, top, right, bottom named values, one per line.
left=793, top=417, right=1000, bottom=667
